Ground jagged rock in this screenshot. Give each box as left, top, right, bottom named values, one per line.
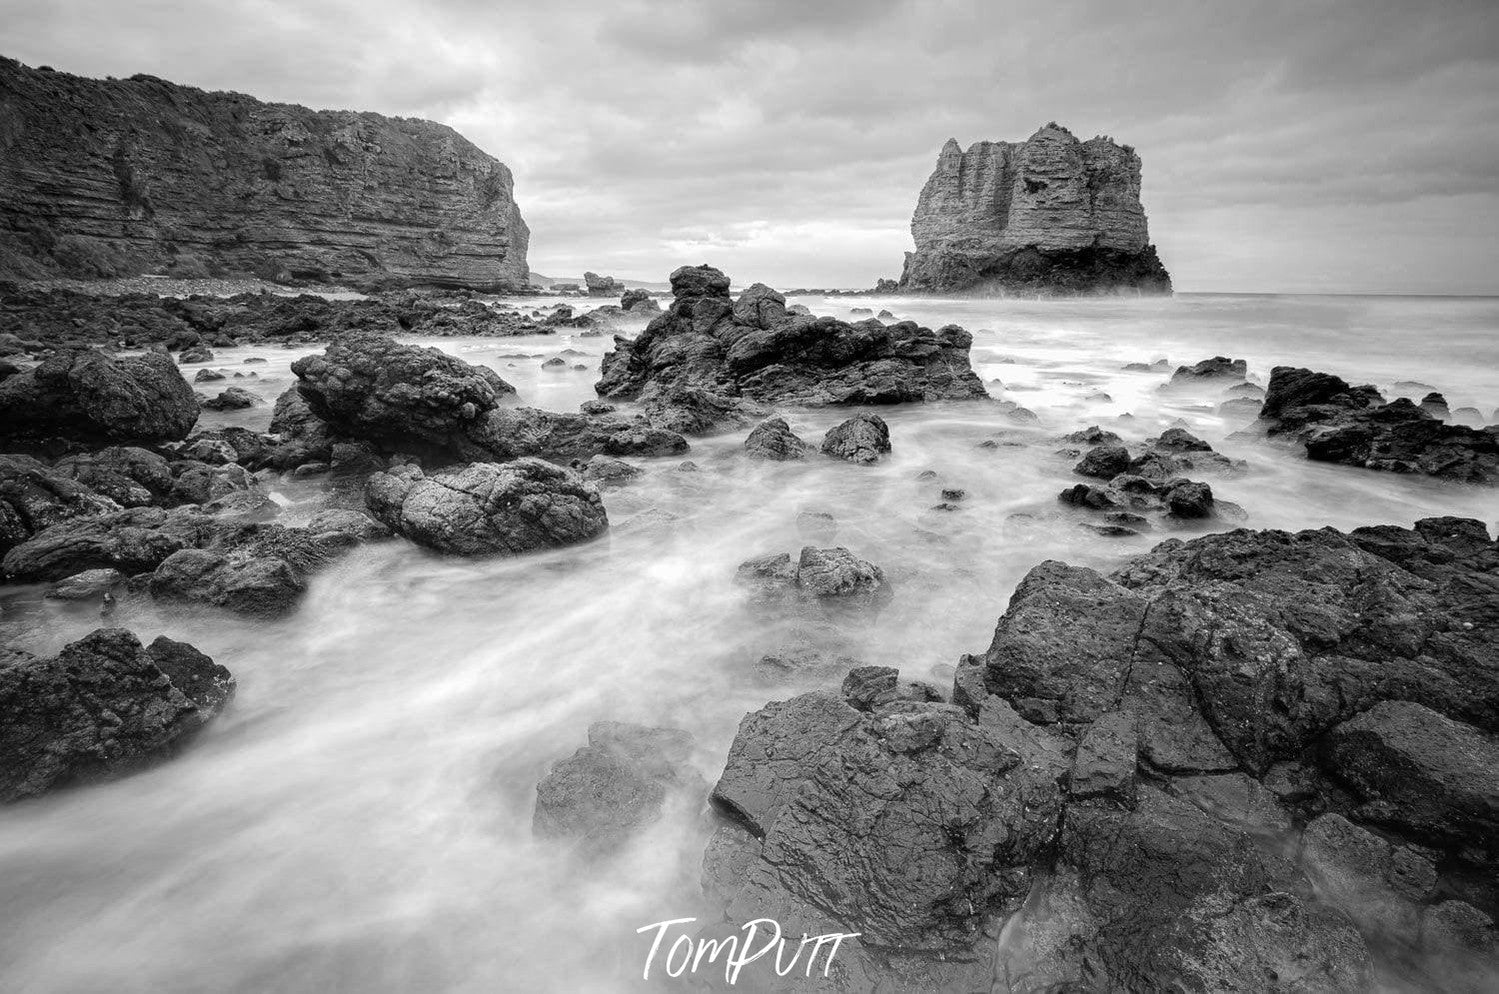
left=1258, top=366, right=1498, bottom=482
left=0, top=628, right=233, bottom=803
left=192, top=368, right=226, bottom=383
left=178, top=345, right=214, bottom=364
left=365, top=459, right=607, bottom=556
left=1167, top=356, right=1247, bottom=386
left=290, top=334, right=515, bottom=457
left=148, top=523, right=356, bottom=617
left=1069, top=711, right=1139, bottom=806
left=821, top=413, right=891, bottom=464
left=52, top=446, right=173, bottom=507
left=638, top=382, right=759, bottom=436
left=744, top=417, right=810, bottom=460
left=897, top=124, right=1171, bottom=295
left=0, top=453, right=120, bottom=556
left=840, top=665, right=944, bottom=711
left=596, top=265, right=988, bottom=407
left=0, top=347, right=198, bottom=444
left=619, top=288, right=658, bottom=313
left=1298, top=813, right=1434, bottom=937
left=1074, top=443, right=1130, bottom=478
left=533, top=722, right=700, bottom=853
left=0, top=58, right=528, bottom=289
left=736, top=546, right=893, bottom=616
left=2, top=506, right=207, bottom=581
left=1062, top=424, right=1122, bottom=447
left=201, top=386, right=259, bottom=411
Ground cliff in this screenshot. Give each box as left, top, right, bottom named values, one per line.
left=0, top=58, right=529, bottom=290
left=898, top=123, right=1170, bottom=295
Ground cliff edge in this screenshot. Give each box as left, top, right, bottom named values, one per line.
left=897, top=123, right=1170, bottom=296
left=0, top=58, right=529, bottom=290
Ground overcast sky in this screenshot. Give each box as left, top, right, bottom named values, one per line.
left=5, top=0, right=1498, bottom=293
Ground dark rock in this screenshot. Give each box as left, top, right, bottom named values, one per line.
left=2, top=505, right=207, bottom=581
left=0, top=453, right=120, bottom=556
left=458, top=406, right=689, bottom=462
left=743, top=416, right=809, bottom=460
left=1259, top=366, right=1498, bottom=482
left=148, top=522, right=355, bottom=617
left=1074, top=443, right=1130, bottom=478
left=736, top=546, right=893, bottom=616
left=596, top=265, right=988, bottom=406
left=638, top=382, right=758, bottom=436
left=1168, top=356, right=1247, bottom=385
left=0, top=347, right=198, bottom=444
left=192, top=367, right=225, bottom=383
left=1069, top=711, right=1139, bottom=806
left=577, top=454, right=641, bottom=487
left=1062, top=424, right=1122, bottom=447
left=1164, top=479, right=1214, bottom=518
left=365, top=459, right=607, bottom=557
left=45, top=567, right=124, bottom=600
left=201, top=386, right=259, bottom=410
left=821, top=413, right=891, bottom=464
left=533, top=721, right=700, bottom=854
left=304, top=508, right=390, bottom=541
left=0, top=628, right=233, bottom=803
left=179, top=345, right=214, bottom=363
left=290, top=333, right=515, bottom=458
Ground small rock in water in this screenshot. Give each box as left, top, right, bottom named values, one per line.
left=795, top=509, right=838, bottom=542
left=193, top=368, right=226, bottom=382
left=202, top=386, right=259, bottom=410
left=45, top=567, right=125, bottom=600
left=821, top=413, right=891, bottom=464
left=744, top=416, right=810, bottom=460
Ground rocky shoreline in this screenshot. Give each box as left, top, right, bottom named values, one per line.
left=1, top=270, right=1496, bottom=992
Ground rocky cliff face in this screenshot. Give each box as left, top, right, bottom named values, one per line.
left=899, top=123, right=1171, bottom=295
left=0, top=58, right=529, bottom=290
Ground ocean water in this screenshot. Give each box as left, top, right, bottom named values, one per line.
left=0, top=292, right=1494, bottom=992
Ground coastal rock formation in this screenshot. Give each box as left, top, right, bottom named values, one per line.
left=1, top=628, right=234, bottom=803
left=1258, top=366, right=1499, bottom=482
left=898, top=124, right=1171, bottom=295
left=365, top=459, right=608, bottom=556
left=0, top=58, right=528, bottom=290
left=704, top=517, right=1499, bottom=988
left=596, top=265, right=988, bottom=415
left=0, top=347, right=199, bottom=445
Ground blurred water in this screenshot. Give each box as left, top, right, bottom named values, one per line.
left=0, top=293, right=1495, bottom=992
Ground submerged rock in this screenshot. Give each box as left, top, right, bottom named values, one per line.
left=365, top=459, right=607, bottom=557
left=736, top=546, right=893, bottom=616
left=0, top=628, right=233, bottom=803
left=533, top=722, right=700, bottom=854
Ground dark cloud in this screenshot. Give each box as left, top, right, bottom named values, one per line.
left=4, top=0, right=1496, bottom=291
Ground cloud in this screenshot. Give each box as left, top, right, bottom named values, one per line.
left=4, top=0, right=1496, bottom=291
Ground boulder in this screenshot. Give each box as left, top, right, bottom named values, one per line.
left=0, top=453, right=120, bottom=556
left=0, top=347, right=198, bottom=444
left=1074, top=443, right=1130, bottom=478
left=201, top=386, right=259, bottom=410
left=148, top=523, right=356, bottom=617
left=290, top=333, right=515, bottom=457
left=366, top=459, right=608, bottom=556
left=743, top=416, right=810, bottom=460
left=821, top=413, right=891, bottom=464
left=0, top=628, right=233, bottom=803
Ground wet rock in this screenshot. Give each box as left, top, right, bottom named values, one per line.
left=1259, top=366, right=1498, bottom=482
left=290, top=333, right=515, bottom=457
left=1322, top=700, right=1498, bottom=861
left=736, top=546, right=893, bottom=616
left=795, top=509, right=837, bottom=542
left=743, top=416, right=809, bottom=460
left=1074, top=443, right=1130, bottom=478
left=192, top=367, right=225, bottom=383
left=596, top=264, right=988, bottom=406
left=705, top=687, right=1069, bottom=951
left=201, top=386, right=259, bottom=410
left=44, top=567, right=124, bottom=600
left=619, top=288, right=658, bottom=313
left=821, top=413, right=891, bottom=464
left=459, top=406, right=689, bottom=462
left=0, top=628, right=234, bottom=804
left=1167, top=356, right=1247, bottom=386
left=52, top=446, right=173, bottom=507
left=0, top=347, right=199, bottom=444
left=1164, top=479, right=1214, bottom=518
left=1069, top=711, right=1139, bottom=806
left=533, top=721, right=701, bottom=854
left=178, top=345, right=214, bottom=364
left=148, top=522, right=356, bottom=617
left=840, top=665, right=945, bottom=711
left=1298, top=813, right=1433, bottom=937
left=305, top=508, right=390, bottom=541
left=2, top=505, right=210, bottom=581
left=0, top=453, right=121, bottom=556
left=365, top=459, right=608, bottom=557
left=577, top=454, right=641, bottom=487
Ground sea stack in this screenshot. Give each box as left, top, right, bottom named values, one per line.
left=0, top=58, right=529, bottom=290
left=898, top=123, right=1171, bottom=296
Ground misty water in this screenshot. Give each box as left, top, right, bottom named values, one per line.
left=1, top=292, right=1495, bottom=992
